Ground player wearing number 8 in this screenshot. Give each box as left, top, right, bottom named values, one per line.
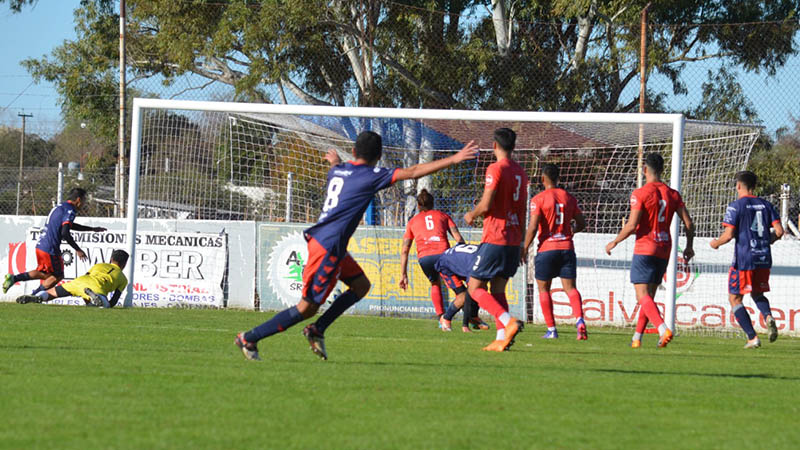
left=710, top=171, right=784, bottom=349
left=605, top=153, right=695, bottom=348
left=235, top=131, right=479, bottom=361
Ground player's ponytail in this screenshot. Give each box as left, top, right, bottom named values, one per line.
left=417, top=189, right=434, bottom=211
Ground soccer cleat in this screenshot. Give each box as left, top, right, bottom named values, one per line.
left=766, top=316, right=778, bottom=343
left=439, top=316, right=452, bottom=332
left=501, top=319, right=523, bottom=350
left=15, top=294, right=41, bottom=304
left=482, top=340, right=507, bottom=352
left=576, top=322, right=588, bottom=341
left=302, top=324, right=328, bottom=360
left=542, top=329, right=558, bottom=339
left=469, top=317, right=490, bottom=330
left=3, top=274, right=13, bottom=294
left=657, top=328, right=674, bottom=348
left=630, top=339, right=641, bottom=348
left=744, top=336, right=762, bottom=349
left=235, top=332, right=261, bottom=361
left=84, top=288, right=109, bottom=308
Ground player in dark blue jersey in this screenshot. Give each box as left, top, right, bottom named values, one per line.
left=435, top=243, right=489, bottom=332
left=3, top=188, right=106, bottom=296
left=235, top=131, right=478, bottom=361
left=711, top=171, right=784, bottom=348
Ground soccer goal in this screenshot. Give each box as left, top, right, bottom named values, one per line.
left=125, top=98, right=783, bottom=334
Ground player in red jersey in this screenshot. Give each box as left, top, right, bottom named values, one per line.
left=464, top=128, right=528, bottom=352
left=399, top=189, right=464, bottom=324
left=235, top=131, right=477, bottom=361
left=521, top=163, right=588, bottom=340
left=605, top=153, right=694, bottom=348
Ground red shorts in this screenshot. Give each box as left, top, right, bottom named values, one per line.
left=728, top=267, right=770, bottom=295
left=302, top=237, right=365, bottom=305
left=440, top=272, right=466, bottom=295
left=35, top=248, right=64, bottom=278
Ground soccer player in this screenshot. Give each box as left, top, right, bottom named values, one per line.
left=235, top=131, right=478, bottom=361
left=3, top=187, right=106, bottom=296
left=399, top=188, right=464, bottom=323
left=434, top=243, right=490, bottom=332
left=710, top=171, right=783, bottom=349
left=605, top=153, right=694, bottom=348
left=15, top=250, right=129, bottom=308
left=521, top=163, right=588, bottom=340
left=464, top=127, right=528, bottom=352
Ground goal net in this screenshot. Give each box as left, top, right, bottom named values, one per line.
left=126, top=99, right=800, bottom=336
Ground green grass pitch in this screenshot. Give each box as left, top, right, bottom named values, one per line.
left=1, top=303, right=799, bottom=449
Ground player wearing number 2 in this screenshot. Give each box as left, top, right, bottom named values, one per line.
left=235, top=131, right=478, bottom=361
left=605, top=153, right=694, bottom=348
left=521, top=163, right=588, bottom=340
left=710, top=171, right=783, bottom=349
left=464, top=127, right=528, bottom=352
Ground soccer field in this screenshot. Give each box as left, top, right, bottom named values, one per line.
left=1, top=304, right=798, bottom=449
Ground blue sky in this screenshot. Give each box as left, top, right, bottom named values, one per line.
left=1, top=1, right=798, bottom=138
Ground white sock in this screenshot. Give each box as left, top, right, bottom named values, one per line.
left=632, top=332, right=642, bottom=341
left=496, top=329, right=506, bottom=341
left=657, top=323, right=667, bottom=336
left=547, top=326, right=556, bottom=332
left=35, top=291, right=50, bottom=302
left=498, top=312, right=511, bottom=327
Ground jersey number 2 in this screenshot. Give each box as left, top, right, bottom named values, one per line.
left=657, top=200, right=667, bottom=223
left=323, top=177, right=344, bottom=212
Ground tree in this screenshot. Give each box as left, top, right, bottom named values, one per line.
left=749, top=118, right=800, bottom=200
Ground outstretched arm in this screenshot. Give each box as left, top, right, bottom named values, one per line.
left=393, top=141, right=478, bottom=182
left=399, top=238, right=413, bottom=290
left=606, top=208, right=643, bottom=255
left=324, top=149, right=342, bottom=167
left=61, top=224, right=88, bottom=261
left=109, top=290, right=122, bottom=308
left=71, top=223, right=106, bottom=232
left=677, top=206, right=695, bottom=261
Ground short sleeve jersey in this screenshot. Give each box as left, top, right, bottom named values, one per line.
left=403, top=210, right=456, bottom=258
left=86, top=263, right=128, bottom=295
left=481, top=159, right=528, bottom=246
left=305, top=162, right=398, bottom=254
left=36, top=202, right=77, bottom=255
left=434, top=243, right=480, bottom=279
left=630, top=182, right=685, bottom=260
left=722, top=196, right=780, bottom=270
left=529, top=188, right=581, bottom=252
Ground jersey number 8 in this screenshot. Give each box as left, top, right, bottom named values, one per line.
left=323, top=177, right=345, bottom=212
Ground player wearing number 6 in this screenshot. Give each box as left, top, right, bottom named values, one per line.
left=235, top=131, right=478, bottom=361
left=605, top=153, right=694, bottom=348
left=464, top=128, right=528, bottom=352
left=710, top=171, right=783, bottom=349
left=521, top=163, right=588, bottom=340
left=399, top=189, right=464, bottom=325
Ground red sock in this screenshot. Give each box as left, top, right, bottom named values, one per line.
left=567, top=289, right=583, bottom=319
left=472, top=288, right=507, bottom=328
left=431, top=284, right=444, bottom=316
left=635, top=307, right=649, bottom=334
left=539, top=291, right=555, bottom=327
left=639, top=295, right=664, bottom=328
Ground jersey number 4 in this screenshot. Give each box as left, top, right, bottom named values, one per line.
left=323, top=177, right=344, bottom=212
left=750, top=210, right=765, bottom=237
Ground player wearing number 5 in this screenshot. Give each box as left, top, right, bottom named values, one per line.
left=399, top=189, right=464, bottom=325
left=710, top=171, right=783, bottom=349
left=605, top=153, right=694, bottom=348
left=464, top=128, right=528, bottom=352
left=235, top=131, right=478, bottom=361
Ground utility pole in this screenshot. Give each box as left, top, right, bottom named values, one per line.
left=16, top=112, right=33, bottom=215
left=637, top=2, right=651, bottom=189
left=117, top=0, right=127, bottom=217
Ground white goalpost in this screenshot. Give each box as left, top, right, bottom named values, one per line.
left=125, top=97, right=774, bottom=335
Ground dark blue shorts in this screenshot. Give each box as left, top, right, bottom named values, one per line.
left=630, top=254, right=668, bottom=284
left=417, top=254, right=442, bottom=283
left=469, top=243, right=520, bottom=280
left=534, top=249, right=577, bottom=281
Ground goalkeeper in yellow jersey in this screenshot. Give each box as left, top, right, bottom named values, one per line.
left=16, top=250, right=128, bottom=308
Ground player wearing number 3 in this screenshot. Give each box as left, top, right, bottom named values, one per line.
left=464, top=128, right=528, bottom=352
left=710, top=171, right=783, bottom=349
left=236, top=131, right=478, bottom=361
left=606, top=153, right=694, bottom=348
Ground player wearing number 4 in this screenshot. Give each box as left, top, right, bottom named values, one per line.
left=710, top=171, right=783, bottom=349
left=464, top=128, right=528, bottom=352
left=605, top=153, right=695, bottom=348
left=521, top=163, right=588, bottom=340
left=235, top=131, right=478, bottom=361
left=399, top=189, right=465, bottom=325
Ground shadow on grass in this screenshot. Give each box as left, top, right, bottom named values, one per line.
left=591, top=368, right=800, bottom=381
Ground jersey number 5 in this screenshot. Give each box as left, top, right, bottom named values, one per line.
left=555, top=203, right=565, bottom=225
left=323, top=177, right=344, bottom=212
